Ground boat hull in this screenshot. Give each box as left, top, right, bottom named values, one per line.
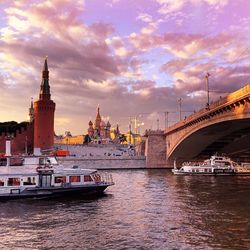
left=172, top=172, right=236, bottom=176
left=0, top=183, right=113, bottom=201
left=172, top=168, right=236, bottom=175
left=172, top=170, right=250, bottom=176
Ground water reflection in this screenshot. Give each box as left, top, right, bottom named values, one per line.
left=0, top=170, right=249, bottom=250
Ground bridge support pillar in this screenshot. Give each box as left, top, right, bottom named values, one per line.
left=145, top=130, right=170, bottom=168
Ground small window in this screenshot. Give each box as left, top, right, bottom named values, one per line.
left=84, top=175, right=93, bottom=182
left=0, top=179, right=4, bottom=186
left=69, top=176, right=80, bottom=183
left=8, top=178, right=20, bottom=186
left=23, top=177, right=35, bottom=185
left=10, top=158, right=23, bottom=166
left=55, top=176, right=66, bottom=183
left=39, top=158, right=45, bottom=165
left=0, top=158, right=7, bottom=166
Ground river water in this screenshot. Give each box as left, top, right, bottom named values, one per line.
left=0, top=169, right=249, bottom=250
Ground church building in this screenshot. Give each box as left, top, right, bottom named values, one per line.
left=87, top=106, right=112, bottom=143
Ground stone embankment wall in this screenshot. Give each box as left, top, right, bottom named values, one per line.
left=58, top=156, right=146, bottom=170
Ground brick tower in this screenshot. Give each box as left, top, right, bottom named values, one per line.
left=33, top=57, right=56, bottom=153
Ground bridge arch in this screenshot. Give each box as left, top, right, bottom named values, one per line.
left=166, top=84, right=250, bottom=161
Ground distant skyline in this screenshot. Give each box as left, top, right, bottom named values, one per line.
left=1, top=0, right=250, bottom=135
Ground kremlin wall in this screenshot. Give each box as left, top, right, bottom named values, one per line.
left=0, top=122, right=33, bottom=154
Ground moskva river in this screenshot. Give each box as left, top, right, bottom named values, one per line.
left=0, top=170, right=249, bottom=250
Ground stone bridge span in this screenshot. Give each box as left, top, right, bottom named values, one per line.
left=165, top=84, right=250, bottom=162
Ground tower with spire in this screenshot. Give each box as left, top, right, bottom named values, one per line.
left=33, top=57, right=56, bottom=153
left=94, top=105, right=102, bottom=132
left=29, top=98, right=34, bottom=123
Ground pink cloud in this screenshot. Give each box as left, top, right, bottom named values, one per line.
left=1, top=0, right=250, bottom=135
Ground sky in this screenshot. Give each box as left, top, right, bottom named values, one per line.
left=1, top=0, right=250, bottom=135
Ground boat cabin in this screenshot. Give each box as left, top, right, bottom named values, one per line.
left=0, top=155, right=102, bottom=190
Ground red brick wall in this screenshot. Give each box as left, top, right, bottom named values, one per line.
left=0, top=124, right=34, bottom=155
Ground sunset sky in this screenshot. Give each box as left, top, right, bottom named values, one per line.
left=1, top=0, right=250, bottom=135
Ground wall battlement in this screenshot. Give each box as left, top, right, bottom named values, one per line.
left=0, top=123, right=34, bottom=154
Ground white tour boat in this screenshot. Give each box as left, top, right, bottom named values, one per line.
left=172, top=155, right=243, bottom=175
left=0, top=141, right=114, bottom=200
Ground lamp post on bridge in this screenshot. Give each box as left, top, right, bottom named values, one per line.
left=129, top=117, right=132, bottom=145
left=205, top=72, right=210, bottom=107
left=163, top=111, right=176, bottom=128
left=178, top=98, right=182, bottom=120
left=164, top=111, right=169, bottom=128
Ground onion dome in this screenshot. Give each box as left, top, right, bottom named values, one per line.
left=89, top=120, right=93, bottom=126
left=106, top=121, right=111, bottom=127
left=100, top=120, right=106, bottom=127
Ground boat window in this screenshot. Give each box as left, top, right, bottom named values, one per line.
left=69, top=176, right=80, bottom=183
left=84, top=175, right=93, bottom=182
left=7, top=178, right=20, bottom=186
left=0, top=158, right=7, bottom=166
left=215, top=160, right=231, bottom=165
left=10, top=158, right=24, bottom=166
left=39, top=158, right=45, bottom=165
left=55, top=176, right=66, bottom=183
left=23, top=177, right=35, bottom=185
left=0, top=178, right=4, bottom=186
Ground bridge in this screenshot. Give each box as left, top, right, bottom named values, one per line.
left=165, top=84, right=250, bottom=162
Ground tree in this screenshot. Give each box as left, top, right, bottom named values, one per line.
left=84, top=134, right=91, bottom=145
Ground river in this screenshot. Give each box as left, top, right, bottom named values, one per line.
left=0, top=169, right=249, bottom=250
